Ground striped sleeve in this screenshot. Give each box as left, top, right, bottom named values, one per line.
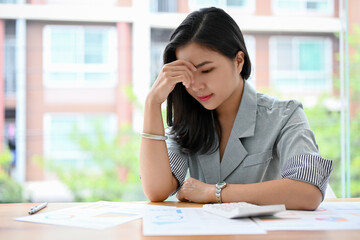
left=168, top=150, right=188, bottom=195
left=281, top=154, right=333, bottom=200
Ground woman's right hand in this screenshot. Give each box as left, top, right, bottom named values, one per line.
left=147, top=60, right=197, bottom=105
left=141, top=61, right=196, bottom=201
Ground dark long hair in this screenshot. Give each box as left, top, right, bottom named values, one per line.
left=164, top=7, right=251, bottom=155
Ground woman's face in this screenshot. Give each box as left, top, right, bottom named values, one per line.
left=175, top=42, right=245, bottom=112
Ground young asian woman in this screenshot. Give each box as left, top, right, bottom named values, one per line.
left=139, top=7, right=333, bottom=210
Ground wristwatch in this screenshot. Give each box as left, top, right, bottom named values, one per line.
left=215, top=181, right=227, bottom=203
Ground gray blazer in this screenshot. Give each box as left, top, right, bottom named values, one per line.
left=166, top=81, right=333, bottom=198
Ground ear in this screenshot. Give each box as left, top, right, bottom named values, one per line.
left=234, top=51, right=245, bottom=74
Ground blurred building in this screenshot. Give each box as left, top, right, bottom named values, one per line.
left=0, top=0, right=359, bottom=191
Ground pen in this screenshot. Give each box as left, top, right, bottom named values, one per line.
left=28, top=202, right=48, bottom=215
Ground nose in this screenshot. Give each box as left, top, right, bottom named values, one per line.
left=190, top=77, right=205, bottom=92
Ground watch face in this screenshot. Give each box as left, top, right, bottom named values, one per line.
left=216, top=181, right=226, bottom=189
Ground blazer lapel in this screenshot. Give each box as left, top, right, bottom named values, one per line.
left=220, top=81, right=257, bottom=181
left=198, top=150, right=220, bottom=184
left=220, top=137, right=248, bottom=180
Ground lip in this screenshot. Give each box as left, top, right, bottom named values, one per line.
left=198, top=94, right=213, bottom=102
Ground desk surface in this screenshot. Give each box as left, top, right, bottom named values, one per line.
left=1, top=198, right=360, bottom=240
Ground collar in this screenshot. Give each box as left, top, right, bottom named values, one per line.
left=231, top=80, right=257, bottom=139
left=197, top=80, right=258, bottom=183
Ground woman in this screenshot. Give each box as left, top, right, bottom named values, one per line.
left=140, top=7, right=333, bottom=210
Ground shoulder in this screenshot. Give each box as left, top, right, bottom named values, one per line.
left=256, top=92, right=303, bottom=117
left=254, top=92, right=308, bottom=130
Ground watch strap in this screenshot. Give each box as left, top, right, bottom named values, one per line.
left=215, top=188, right=222, bottom=203
left=215, top=182, right=227, bottom=203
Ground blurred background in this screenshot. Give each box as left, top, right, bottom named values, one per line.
left=0, top=0, right=359, bottom=203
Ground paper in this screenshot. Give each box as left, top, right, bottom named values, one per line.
left=143, top=207, right=266, bottom=236
left=16, top=201, right=360, bottom=233
left=15, top=201, right=146, bottom=229
left=254, top=201, right=360, bottom=231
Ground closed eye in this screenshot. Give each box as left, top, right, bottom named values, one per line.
left=202, top=68, right=213, bottom=74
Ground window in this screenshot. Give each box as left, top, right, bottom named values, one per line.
left=45, top=0, right=117, bottom=5
left=43, top=25, right=117, bottom=88
left=4, top=21, right=16, bottom=95
left=150, top=28, right=173, bottom=86
left=0, top=0, right=17, bottom=3
left=189, top=0, right=255, bottom=13
left=272, top=0, right=334, bottom=15
left=244, top=35, right=256, bottom=87
left=43, top=114, right=117, bottom=167
left=269, top=36, right=332, bottom=92
left=150, top=0, right=178, bottom=12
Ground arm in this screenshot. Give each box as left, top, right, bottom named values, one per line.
left=177, top=178, right=321, bottom=210
left=140, top=99, right=178, bottom=201
left=140, top=60, right=197, bottom=201
left=177, top=104, right=332, bottom=209
left=222, top=179, right=322, bottom=210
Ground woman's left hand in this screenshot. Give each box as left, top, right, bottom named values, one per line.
left=176, top=177, right=215, bottom=203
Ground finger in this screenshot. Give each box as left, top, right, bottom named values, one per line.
left=171, top=60, right=197, bottom=72
left=168, top=68, right=194, bottom=85
left=166, top=64, right=196, bottom=86
left=176, top=191, right=184, bottom=201
left=157, top=69, right=190, bottom=89
left=164, top=65, right=194, bottom=83
left=161, top=65, right=194, bottom=87
left=171, top=75, right=192, bottom=89
left=164, top=61, right=197, bottom=85
left=177, top=195, right=190, bottom=202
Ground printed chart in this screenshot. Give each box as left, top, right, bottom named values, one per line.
left=15, top=201, right=145, bottom=229
left=143, top=207, right=266, bottom=236
left=254, top=202, right=360, bottom=231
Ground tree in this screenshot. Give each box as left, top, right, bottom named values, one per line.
left=0, top=148, right=24, bottom=203
left=39, top=123, right=144, bottom=202
left=305, top=24, right=360, bottom=197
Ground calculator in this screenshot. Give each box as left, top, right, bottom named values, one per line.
left=202, top=202, right=286, bottom=218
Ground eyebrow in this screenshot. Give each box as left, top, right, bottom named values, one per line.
left=194, top=61, right=213, bottom=69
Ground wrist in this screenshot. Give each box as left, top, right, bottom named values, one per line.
left=144, top=95, right=164, bottom=122
left=143, top=96, right=166, bottom=135
left=145, top=94, right=162, bottom=108
left=208, top=185, right=217, bottom=203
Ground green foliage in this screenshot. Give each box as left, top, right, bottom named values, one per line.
left=121, top=85, right=144, bottom=112
left=349, top=114, right=360, bottom=196
left=304, top=97, right=341, bottom=195
left=34, top=85, right=148, bottom=202
left=41, top=124, right=144, bottom=202
left=34, top=85, right=147, bottom=202
left=0, top=149, right=24, bottom=203
left=348, top=24, right=360, bottom=100
left=305, top=102, right=360, bottom=197
left=122, top=85, right=168, bottom=127
left=305, top=24, right=360, bottom=197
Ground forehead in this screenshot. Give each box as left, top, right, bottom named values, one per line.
left=175, top=42, right=223, bottom=62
